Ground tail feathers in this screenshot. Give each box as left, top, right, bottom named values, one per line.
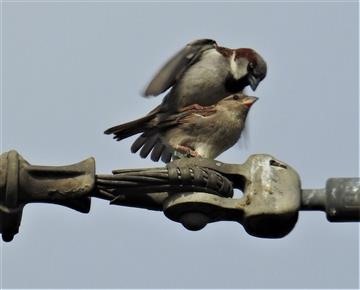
left=104, top=114, right=156, bottom=141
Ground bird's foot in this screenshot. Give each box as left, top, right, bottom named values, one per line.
left=174, top=145, right=200, bottom=158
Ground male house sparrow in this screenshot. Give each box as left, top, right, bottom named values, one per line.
left=144, top=39, right=266, bottom=111
left=105, top=94, right=258, bottom=162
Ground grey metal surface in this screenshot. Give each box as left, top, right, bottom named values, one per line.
left=0, top=151, right=24, bottom=242
left=1, top=150, right=359, bottom=242
left=0, top=150, right=95, bottom=241
left=302, top=178, right=360, bottom=222
left=163, top=154, right=301, bottom=238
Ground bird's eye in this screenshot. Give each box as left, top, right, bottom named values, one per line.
left=232, top=95, right=240, bottom=100
left=248, top=62, right=255, bottom=70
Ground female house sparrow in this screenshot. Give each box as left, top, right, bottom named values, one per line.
left=144, top=39, right=266, bottom=111
left=105, top=94, right=258, bottom=162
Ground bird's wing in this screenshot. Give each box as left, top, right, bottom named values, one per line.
left=154, top=105, right=218, bottom=132
left=131, top=133, right=173, bottom=163
left=130, top=105, right=217, bottom=162
left=143, top=39, right=217, bottom=97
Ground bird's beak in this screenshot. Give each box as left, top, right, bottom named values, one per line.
left=248, top=74, right=260, bottom=91
left=242, top=96, right=258, bottom=108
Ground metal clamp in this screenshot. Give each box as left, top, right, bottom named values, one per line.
left=163, top=155, right=301, bottom=238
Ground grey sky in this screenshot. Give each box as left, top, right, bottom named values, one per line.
left=1, top=1, right=359, bottom=289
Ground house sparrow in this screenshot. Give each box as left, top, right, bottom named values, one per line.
left=105, top=94, right=258, bottom=162
left=144, top=39, right=266, bottom=111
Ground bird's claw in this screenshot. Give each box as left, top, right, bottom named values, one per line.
left=174, top=145, right=201, bottom=158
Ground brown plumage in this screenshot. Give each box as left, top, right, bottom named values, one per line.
left=143, top=39, right=266, bottom=111
left=105, top=94, right=258, bottom=162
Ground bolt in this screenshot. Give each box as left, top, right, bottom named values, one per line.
left=179, top=212, right=209, bottom=231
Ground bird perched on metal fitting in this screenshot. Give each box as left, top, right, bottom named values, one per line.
left=104, top=94, right=258, bottom=163
left=143, top=39, right=266, bottom=111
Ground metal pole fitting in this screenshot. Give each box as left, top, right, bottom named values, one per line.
left=302, top=178, right=360, bottom=222
left=0, top=150, right=95, bottom=242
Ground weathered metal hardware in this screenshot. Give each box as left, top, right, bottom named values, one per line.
left=1, top=150, right=359, bottom=242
